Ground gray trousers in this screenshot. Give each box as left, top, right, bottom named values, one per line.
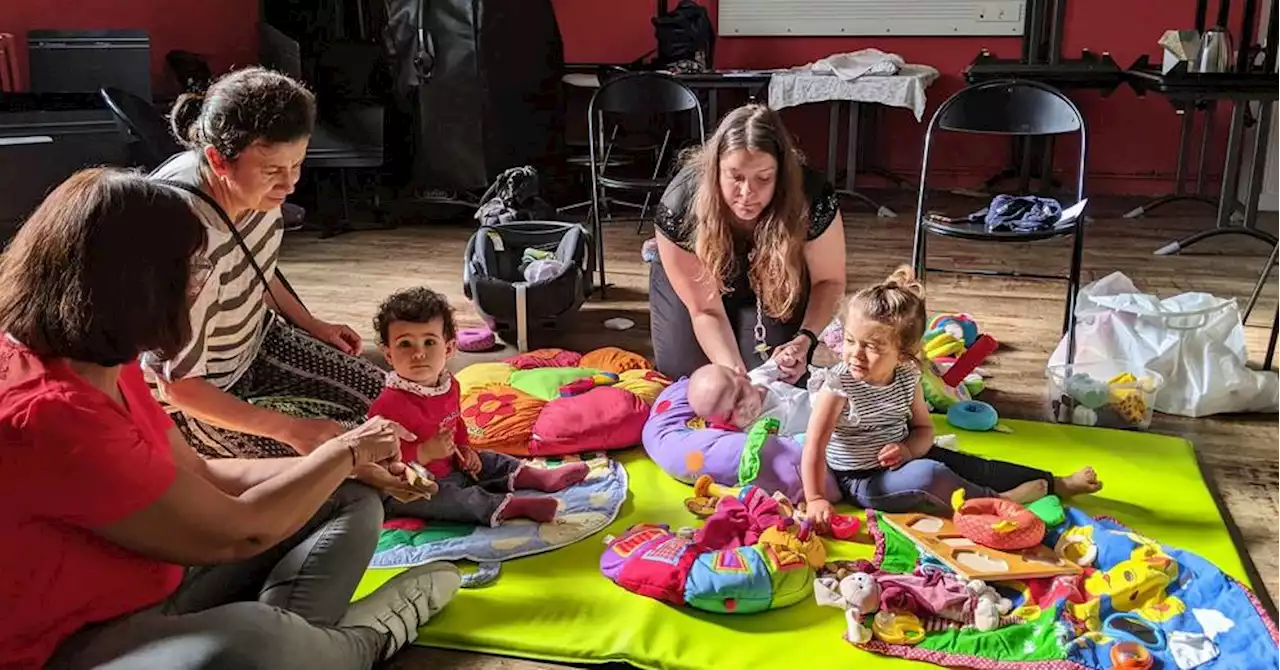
left=385, top=451, right=523, bottom=526
left=47, top=481, right=386, bottom=670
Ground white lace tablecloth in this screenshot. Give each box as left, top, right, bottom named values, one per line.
left=767, top=64, right=941, bottom=121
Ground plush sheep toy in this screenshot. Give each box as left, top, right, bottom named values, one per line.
left=814, top=569, right=1012, bottom=644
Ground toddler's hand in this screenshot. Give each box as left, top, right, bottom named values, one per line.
left=457, top=447, right=482, bottom=477
left=805, top=498, right=835, bottom=530
left=878, top=443, right=907, bottom=469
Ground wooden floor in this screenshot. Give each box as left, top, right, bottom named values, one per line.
left=278, top=193, right=1279, bottom=670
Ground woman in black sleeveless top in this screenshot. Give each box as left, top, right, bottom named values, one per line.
left=650, top=103, right=847, bottom=382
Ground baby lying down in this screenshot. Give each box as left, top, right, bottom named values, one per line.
left=686, top=360, right=815, bottom=436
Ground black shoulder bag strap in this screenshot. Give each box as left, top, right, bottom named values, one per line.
left=155, top=179, right=306, bottom=324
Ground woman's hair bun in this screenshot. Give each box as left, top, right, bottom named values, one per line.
left=883, top=265, right=924, bottom=297
left=168, top=93, right=205, bottom=147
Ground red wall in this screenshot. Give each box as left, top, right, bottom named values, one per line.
left=551, top=0, right=1244, bottom=195
left=0, top=0, right=1248, bottom=194
left=0, top=0, right=259, bottom=99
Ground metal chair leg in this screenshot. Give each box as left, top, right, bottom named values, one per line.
left=1063, top=221, right=1086, bottom=365
left=1265, top=308, right=1278, bottom=372
left=1243, top=243, right=1279, bottom=323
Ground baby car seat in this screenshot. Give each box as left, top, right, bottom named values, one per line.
left=463, top=221, right=592, bottom=350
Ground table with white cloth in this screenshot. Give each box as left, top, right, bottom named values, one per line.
left=768, top=64, right=940, bottom=218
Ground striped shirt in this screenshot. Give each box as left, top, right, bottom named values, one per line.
left=141, top=151, right=283, bottom=400
left=819, top=362, right=921, bottom=471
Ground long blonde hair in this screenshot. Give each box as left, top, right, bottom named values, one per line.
left=685, top=104, right=809, bottom=320
left=847, top=266, right=927, bottom=359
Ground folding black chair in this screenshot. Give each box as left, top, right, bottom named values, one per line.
left=588, top=72, right=704, bottom=295
left=911, top=79, right=1087, bottom=361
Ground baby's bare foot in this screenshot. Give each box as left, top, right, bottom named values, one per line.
left=1001, top=479, right=1049, bottom=504
left=1056, top=467, right=1103, bottom=497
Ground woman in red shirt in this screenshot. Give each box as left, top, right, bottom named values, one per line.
left=0, top=169, right=460, bottom=670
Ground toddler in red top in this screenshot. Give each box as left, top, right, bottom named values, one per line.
left=367, top=287, right=588, bottom=526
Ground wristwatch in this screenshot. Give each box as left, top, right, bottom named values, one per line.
left=797, top=328, right=819, bottom=365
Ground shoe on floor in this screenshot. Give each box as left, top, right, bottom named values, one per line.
left=339, top=561, right=461, bottom=660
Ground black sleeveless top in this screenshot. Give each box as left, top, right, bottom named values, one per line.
left=652, top=163, right=839, bottom=253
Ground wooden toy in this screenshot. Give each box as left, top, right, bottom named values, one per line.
left=880, top=512, right=1082, bottom=582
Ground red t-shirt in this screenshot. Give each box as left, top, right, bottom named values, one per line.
left=0, top=340, right=184, bottom=669
left=367, top=378, right=469, bottom=478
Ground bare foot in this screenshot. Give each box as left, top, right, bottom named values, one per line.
left=1056, top=467, right=1103, bottom=497
left=1001, top=480, right=1049, bottom=505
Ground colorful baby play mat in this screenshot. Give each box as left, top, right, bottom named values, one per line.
left=354, top=418, right=1275, bottom=670
left=369, top=454, right=627, bottom=576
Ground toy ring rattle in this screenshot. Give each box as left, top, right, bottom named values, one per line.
left=872, top=611, right=925, bottom=645
left=1109, top=642, right=1153, bottom=670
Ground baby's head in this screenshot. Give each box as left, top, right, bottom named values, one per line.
left=841, top=266, right=926, bottom=383
left=687, top=364, right=765, bottom=430
left=373, top=286, right=458, bottom=385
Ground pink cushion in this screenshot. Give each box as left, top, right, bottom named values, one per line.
left=531, top=385, right=648, bottom=455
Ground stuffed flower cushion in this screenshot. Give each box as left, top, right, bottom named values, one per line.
left=455, top=347, right=672, bottom=457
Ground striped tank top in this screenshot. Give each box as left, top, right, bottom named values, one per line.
left=817, top=362, right=921, bottom=471
left=140, top=151, right=282, bottom=402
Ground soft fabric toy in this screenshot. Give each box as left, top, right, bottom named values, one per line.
left=815, top=560, right=1012, bottom=645
left=601, top=486, right=825, bottom=614
left=951, top=489, right=1046, bottom=551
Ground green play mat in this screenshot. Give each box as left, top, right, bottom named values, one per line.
left=355, top=417, right=1254, bottom=669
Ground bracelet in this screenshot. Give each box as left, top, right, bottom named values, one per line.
left=797, top=328, right=818, bottom=364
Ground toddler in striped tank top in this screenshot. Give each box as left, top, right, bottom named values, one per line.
left=800, top=267, right=1102, bottom=527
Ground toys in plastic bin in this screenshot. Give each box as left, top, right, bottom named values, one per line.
left=1050, top=368, right=1160, bottom=430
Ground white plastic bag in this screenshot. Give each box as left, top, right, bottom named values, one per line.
left=1048, top=271, right=1278, bottom=417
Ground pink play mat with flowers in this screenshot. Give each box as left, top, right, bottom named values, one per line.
left=454, top=347, right=672, bottom=457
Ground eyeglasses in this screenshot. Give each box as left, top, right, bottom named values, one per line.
left=189, top=257, right=214, bottom=296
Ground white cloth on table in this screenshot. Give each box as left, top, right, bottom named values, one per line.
left=801, top=49, right=904, bottom=81
left=767, top=63, right=940, bottom=121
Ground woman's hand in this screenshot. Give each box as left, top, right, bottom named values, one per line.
left=770, top=335, right=812, bottom=383
left=309, top=320, right=363, bottom=355
left=334, top=416, right=415, bottom=466
left=805, top=498, right=835, bottom=530
left=278, top=417, right=348, bottom=454
left=354, top=461, right=437, bottom=500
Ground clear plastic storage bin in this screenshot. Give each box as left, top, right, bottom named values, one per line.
left=1047, top=361, right=1163, bottom=431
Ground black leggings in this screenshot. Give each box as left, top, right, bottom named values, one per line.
left=649, top=256, right=808, bottom=380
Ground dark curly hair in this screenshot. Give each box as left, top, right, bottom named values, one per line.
left=170, top=66, right=315, bottom=161
left=373, top=287, right=457, bottom=345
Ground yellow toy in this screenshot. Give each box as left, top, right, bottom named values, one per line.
left=872, top=611, right=926, bottom=645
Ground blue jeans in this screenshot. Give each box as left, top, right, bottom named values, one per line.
left=833, top=446, right=1053, bottom=515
